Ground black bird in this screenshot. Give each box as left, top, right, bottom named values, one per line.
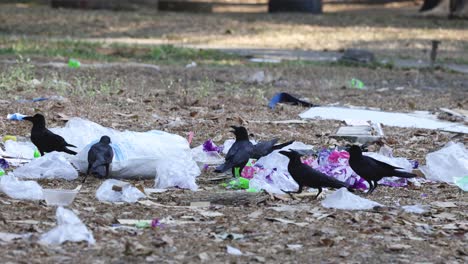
left=23, top=114, right=77, bottom=156
left=83, top=136, right=114, bottom=183
left=215, top=126, right=254, bottom=177
left=251, top=139, right=294, bottom=160
left=280, top=150, right=350, bottom=199
left=347, top=145, right=417, bottom=194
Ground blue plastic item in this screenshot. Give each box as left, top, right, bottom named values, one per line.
left=268, top=92, right=317, bottom=109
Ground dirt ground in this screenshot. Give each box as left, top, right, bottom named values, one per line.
left=0, top=1, right=467, bottom=264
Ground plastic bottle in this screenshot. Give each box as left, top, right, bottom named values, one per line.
left=7, top=113, right=27, bottom=121
left=68, top=58, right=81, bottom=68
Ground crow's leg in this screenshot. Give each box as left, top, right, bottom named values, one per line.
left=281, top=185, right=303, bottom=199
left=366, top=180, right=374, bottom=195
left=314, top=187, right=323, bottom=200
left=105, top=164, right=110, bottom=178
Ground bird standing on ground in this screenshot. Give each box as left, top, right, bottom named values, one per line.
left=251, top=138, right=294, bottom=160
left=215, top=126, right=254, bottom=177
left=347, top=145, right=417, bottom=194
left=23, top=113, right=77, bottom=156
left=280, top=150, right=350, bottom=199
left=83, top=135, right=114, bottom=183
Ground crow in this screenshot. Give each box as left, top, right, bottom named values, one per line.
left=251, top=139, right=294, bottom=160
left=347, top=145, right=417, bottom=194
left=215, top=126, right=254, bottom=177
left=83, top=136, right=114, bottom=183
left=280, top=150, right=350, bottom=199
left=23, top=113, right=77, bottom=156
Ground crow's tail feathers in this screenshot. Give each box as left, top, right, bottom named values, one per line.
left=63, top=148, right=77, bottom=155
left=394, top=170, right=417, bottom=179
left=65, top=143, right=77, bottom=148
left=272, top=140, right=295, bottom=150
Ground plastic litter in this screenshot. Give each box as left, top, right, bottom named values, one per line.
left=16, top=96, right=65, bottom=103
left=12, top=152, right=78, bottom=180
left=455, top=176, right=468, bottom=191
left=226, top=245, right=243, bottom=256
left=43, top=187, right=79, bottom=206
left=2, top=135, right=17, bottom=142
left=40, top=207, right=95, bottom=245
left=402, top=204, right=430, bottom=214
left=420, top=142, right=468, bottom=184
left=0, top=232, right=31, bottom=243
left=191, top=140, right=224, bottom=169
left=0, top=175, right=43, bottom=200
left=0, top=169, right=4, bottom=176
left=222, top=177, right=251, bottom=190
left=6, top=113, right=26, bottom=121
left=349, top=78, right=366, bottom=89
left=96, top=179, right=146, bottom=203
left=3, top=140, right=36, bottom=159
left=68, top=58, right=81, bottom=68
left=51, top=118, right=200, bottom=187
left=321, top=188, right=382, bottom=210
left=300, top=106, right=468, bottom=134
left=268, top=92, right=317, bottom=109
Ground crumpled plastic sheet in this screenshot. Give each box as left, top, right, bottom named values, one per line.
left=40, top=207, right=95, bottom=245
left=420, top=141, right=468, bottom=184
left=321, top=188, right=382, bottom=210
left=2, top=140, right=36, bottom=159
left=96, top=179, right=146, bottom=203
left=0, top=175, right=43, bottom=200
left=51, top=118, right=200, bottom=189
left=12, top=152, right=78, bottom=180
left=247, top=141, right=313, bottom=194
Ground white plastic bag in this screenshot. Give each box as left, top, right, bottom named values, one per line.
left=2, top=140, right=36, bottom=159
left=40, top=207, right=95, bottom=245
left=321, top=188, right=382, bottom=210
left=154, top=157, right=199, bottom=190
left=249, top=169, right=298, bottom=194
left=248, top=141, right=313, bottom=194
left=96, top=179, right=146, bottom=203
left=0, top=175, right=43, bottom=200
left=12, top=152, right=78, bottom=180
left=51, top=118, right=200, bottom=188
left=420, top=142, right=468, bottom=183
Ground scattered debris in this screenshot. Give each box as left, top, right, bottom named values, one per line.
left=321, top=188, right=382, bottom=210
left=226, top=245, right=243, bottom=256
left=96, top=179, right=146, bottom=203
left=420, top=142, right=468, bottom=183
left=40, top=207, right=95, bottom=245
left=402, top=204, right=430, bottom=214
left=300, top=106, right=468, bottom=134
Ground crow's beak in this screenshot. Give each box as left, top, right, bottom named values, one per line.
left=229, top=125, right=237, bottom=133
left=279, top=150, right=290, bottom=156
left=23, top=116, right=33, bottom=121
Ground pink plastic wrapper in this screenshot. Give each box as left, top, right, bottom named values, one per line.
left=240, top=147, right=415, bottom=191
